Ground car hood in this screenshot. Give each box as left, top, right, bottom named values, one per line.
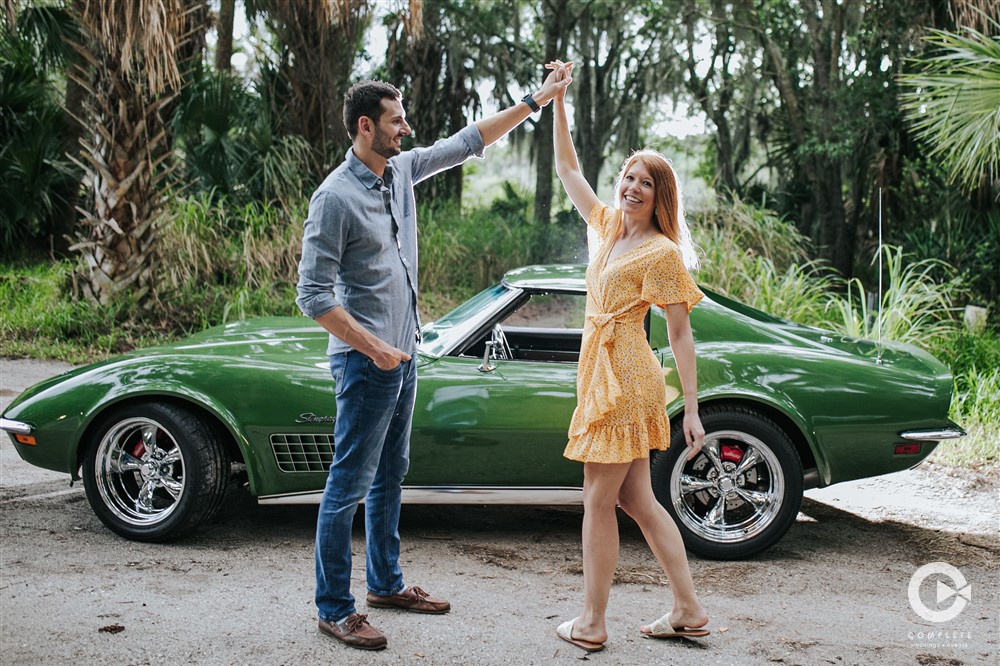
left=3, top=317, right=432, bottom=415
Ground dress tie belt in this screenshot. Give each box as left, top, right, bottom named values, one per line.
left=570, top=305, right=644, bottom=436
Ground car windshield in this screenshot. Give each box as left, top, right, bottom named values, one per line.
left=419, top=283, right=520, bottom=357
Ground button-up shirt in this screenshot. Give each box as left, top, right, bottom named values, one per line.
left=296, top=124, right=486, bottom=355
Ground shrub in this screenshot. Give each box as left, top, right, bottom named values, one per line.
left=827, top=245, right=964, bottom=348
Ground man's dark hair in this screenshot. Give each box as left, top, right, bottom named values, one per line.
left=343, top=80, right=402, bottom=139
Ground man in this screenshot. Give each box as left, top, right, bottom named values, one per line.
left=296, top=69, right=570, bottom=651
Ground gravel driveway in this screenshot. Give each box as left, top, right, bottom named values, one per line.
left=1, top=358, right=997, bottom=665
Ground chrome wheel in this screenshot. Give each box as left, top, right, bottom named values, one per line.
left=651, top=404, right=803, bottom=559
left=670, top=430, right=784, bottom=543
left=94, top=417, right=186, bottom=526
left=84, top=402, right=230, bottom=541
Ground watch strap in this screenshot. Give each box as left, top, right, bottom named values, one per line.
left=521, top=94, right=541, bottom=113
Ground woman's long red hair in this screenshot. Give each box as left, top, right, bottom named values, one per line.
left=615, top=149, right=698, bottom=269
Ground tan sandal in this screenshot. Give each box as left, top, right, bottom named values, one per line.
left=556, top=618, right=605, bottom=652
left=641, top=612, right=710, bottom=639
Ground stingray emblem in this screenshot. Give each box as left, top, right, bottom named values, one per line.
left=908, top=562, right=971, bottom=623
left=295, top=413, right=336, bottom=424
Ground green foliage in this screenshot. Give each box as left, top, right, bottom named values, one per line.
left=157, top=195, right=303, bottom=328
left=899, top=21, right=1000, bottom=192
left=173, top=69, right=314, bottom=210
left=695, top=197, right=839, bottom=326
left=0, top=262, right=154, bottom=362
left=886, top=154, right=998, bottom=325
left=927, top=330, right=1000, bottom=469
left=697, top=195, right=809, bottom=268
left=419, top=182, right=576, bottom=300
left=695, top=200, right=970, bottom=352
left=739, top=258, right=841, bottom=328
left=829, top=246, right=964, bottom=348
left=0, top=8, right=81, bottom=255
left=901, top=203, right=1000, bottom=308
left=938, top=363, right=1000, bottom=469
left=0, top=196, right=303, bottom=361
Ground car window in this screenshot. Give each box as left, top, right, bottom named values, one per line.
left=419, top=284, right=519, bottom=357
left=489, top=292, right=587, bottom=364
left=503, top=293, right=586, bottom=329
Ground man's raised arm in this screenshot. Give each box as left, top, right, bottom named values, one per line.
left=474, top=66, right=571, bottom=147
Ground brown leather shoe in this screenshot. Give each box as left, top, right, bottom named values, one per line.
left=318, top=613, right=387, bottom=650
left=366, top=585, right=451, bottom=614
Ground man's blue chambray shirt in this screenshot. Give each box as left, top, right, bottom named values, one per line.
left=296, top=124, right=486, bottom=356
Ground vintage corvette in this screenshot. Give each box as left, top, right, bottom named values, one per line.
left=1, top=264, right=965, bottom=559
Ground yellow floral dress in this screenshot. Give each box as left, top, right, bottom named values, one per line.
left=564, top=202, right=704, bottom=464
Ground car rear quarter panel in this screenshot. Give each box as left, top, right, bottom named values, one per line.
left=678, top=340, right=951, bottom=486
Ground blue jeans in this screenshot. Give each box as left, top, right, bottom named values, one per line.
left=315, top=350, right=416, bottom=623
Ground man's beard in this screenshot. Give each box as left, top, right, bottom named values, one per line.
left=372, top=127, right=401, bottom=159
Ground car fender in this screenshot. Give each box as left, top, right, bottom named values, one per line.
left=75, top=384, right=261, bottom=490
left=662, top=346, right=831, bottom=484
left=6, top=356, right=263, bottom=492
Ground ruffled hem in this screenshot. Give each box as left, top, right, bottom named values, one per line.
left=563, top=411, right=671, bottom=464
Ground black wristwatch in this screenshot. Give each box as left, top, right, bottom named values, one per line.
left=521, top=93, right=540, bottom=113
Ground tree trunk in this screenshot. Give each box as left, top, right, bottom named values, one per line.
left=574, top=41, right=610, bottom=191
left=71, top=70, right=172, bottom=304
left=215, top=0, right=235, bottom=71
left=70, top=0, right=185, bottom=305
left=532, top=0, right=573, bottom=224
left=265, top=1, right=371, bottom=177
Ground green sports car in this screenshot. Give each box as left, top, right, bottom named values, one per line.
left=1, top=264, right=964, bottom=559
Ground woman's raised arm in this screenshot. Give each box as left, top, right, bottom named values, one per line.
left=548, top=61, right=599, bottom=220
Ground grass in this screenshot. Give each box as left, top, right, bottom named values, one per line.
left=1, top=196, right=304, bottom=362
left=925, top=330, right=1000, bottom=469
left=417, top=184, right=577, bottom=300
left=828, top=246, right=964, bottom=347
left=0, top=262, right=162, bottom=362
left=934, top=364, right=1000, bottom=469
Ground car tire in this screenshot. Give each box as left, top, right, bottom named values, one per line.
left=651, top=404, right=803, bottom=560
left=82, top=402, right=230, bottom=542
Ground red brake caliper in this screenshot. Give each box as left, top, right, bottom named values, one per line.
left=720, top=443, right=744, bottom=464
left=131, top=439, right=146, bottom=459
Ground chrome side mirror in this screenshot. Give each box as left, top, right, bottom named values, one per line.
left=479, top=341, right=496, bottom=373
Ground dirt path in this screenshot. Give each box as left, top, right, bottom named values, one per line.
left=1, top=359, right=997, bottom=665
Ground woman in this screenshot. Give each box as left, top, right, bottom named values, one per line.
left=548, top=60, right=710, bottom=653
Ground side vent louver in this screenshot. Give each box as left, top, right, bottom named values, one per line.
left=271, top=434, right=335, bottom=472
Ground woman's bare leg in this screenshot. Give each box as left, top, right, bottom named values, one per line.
left=617, top=457, right=708, bottom=630
left=569, top=461, right=632, bottom=644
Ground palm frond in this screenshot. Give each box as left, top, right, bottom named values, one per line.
left=77, top=0, right=185, bottom=94
left=899, top=22, right=1000, bottom=193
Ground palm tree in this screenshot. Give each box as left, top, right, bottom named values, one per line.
left=899, top=19, right=1000, bottom=197
left=69, top=0, right=191, bottom=304
left=256, top=0, right=372, bottom=178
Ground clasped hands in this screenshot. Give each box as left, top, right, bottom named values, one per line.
left=533, top=60, right=574, bottom=107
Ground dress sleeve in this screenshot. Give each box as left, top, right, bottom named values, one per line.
left=641, top=242, right=704, bottom=312
left=587, top=202, right=618, bottom=241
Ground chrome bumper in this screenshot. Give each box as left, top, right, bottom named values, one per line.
left=899, top=426, right=967, bottom=441
left=0, top=418, right=32, bottom=435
